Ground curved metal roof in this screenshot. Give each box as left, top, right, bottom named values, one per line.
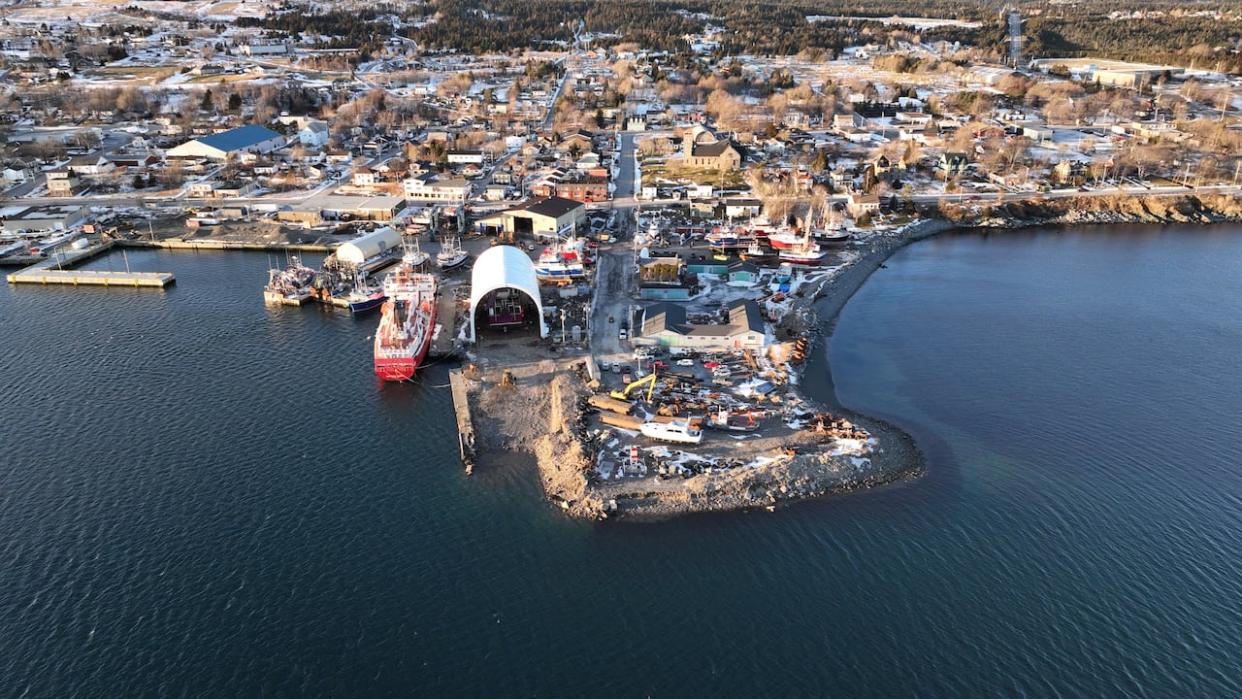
left=468, top=245, right=546, bottom=341
left=336, top=227, right=401, bottom=266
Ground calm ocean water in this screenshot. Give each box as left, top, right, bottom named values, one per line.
left=2, top=226, right=1240, bottom=697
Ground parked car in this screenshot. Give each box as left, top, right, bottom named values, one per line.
left=618, top=328, right=628, bottom=340
left=703, top=361, right=721, bottom=370
left=675, top=358, right=695, bottom=367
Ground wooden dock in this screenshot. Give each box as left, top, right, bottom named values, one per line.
left=448, top=368, right=476, bottom=474
left=429, top=289, right=462, bottom=358
left=7, top=268, right=174, bottom=287
left=6, top=239, right=174, bottom=288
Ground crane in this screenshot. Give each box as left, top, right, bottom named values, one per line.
left=610, top=372, right=658, bottom=402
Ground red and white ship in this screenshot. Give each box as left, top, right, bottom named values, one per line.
left=373, top=263, right=438, bottom=381
left=778, top=227, right=829, bottom=266
left=766, top=227, right=804, bottom=250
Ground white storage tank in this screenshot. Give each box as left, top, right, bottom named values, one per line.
left=336, top=227, right=401, bottom=266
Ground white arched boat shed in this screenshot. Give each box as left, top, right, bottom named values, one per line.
left=335, top=227, right=401, bottom=267
left=468, top=245, right=546, bottom=342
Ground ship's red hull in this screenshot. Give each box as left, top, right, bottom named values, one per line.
left=373, top=296, right=436, bottom=382
left=375, top=356, right=418, bottom=381
left=767, top=234, right=801, bottom=250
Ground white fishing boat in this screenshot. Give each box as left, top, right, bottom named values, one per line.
left=640, top=419, right=704, bottom=445
left=401, top=238, right=430, bottom=269
left=534, top=229, right=588, bottom=281
left=436, top=237, right=470, bottom=270
left=811, top=203, right=851, bottom=244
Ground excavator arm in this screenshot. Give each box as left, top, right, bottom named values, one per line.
left=610, top=371, right=658, bottom=402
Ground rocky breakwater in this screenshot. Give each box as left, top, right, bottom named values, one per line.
left=940, top=193, right=1242, bottom=228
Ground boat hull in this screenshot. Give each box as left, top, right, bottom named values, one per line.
left=374, top=356, right=417, bottom=382
left=438, top=254, right=469, bottom=271
left=348, top=294, right=387, bottom=315
left=640, top=422, right=704, bottom=444
left=779, top=255, right=827, bottom=266
left=767, top=236, right=801, bottom=251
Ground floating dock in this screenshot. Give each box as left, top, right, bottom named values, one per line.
left=6, top=239, right=174, bottom=288
left=8, top=268, right=174, bottom=288
left=448, top=368, right=476, bottom=474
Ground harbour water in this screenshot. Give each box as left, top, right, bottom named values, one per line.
left=2, top=226, right=1241, bottom=696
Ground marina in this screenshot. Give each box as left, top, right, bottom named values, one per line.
left=4, top=224, right=1242, bottom=697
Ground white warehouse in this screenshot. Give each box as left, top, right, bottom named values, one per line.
left=167, top=125, right=286, bottom=161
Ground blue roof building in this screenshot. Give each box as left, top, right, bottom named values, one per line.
left=168, top=125, right=286, bottom=160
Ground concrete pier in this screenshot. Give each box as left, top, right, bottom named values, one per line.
left=121, top=239, right=335, bottom=253
left=448, top=368, right=476, bottom=474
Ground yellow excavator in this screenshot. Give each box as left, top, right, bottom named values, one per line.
left=610, top=372, right=658, bottom=402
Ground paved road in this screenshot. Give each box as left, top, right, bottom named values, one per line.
left=540, top=63, right=574, bottom=133
left=613, top=132, right=638, bottom=201
left=589, top=244, right=636, bottom=373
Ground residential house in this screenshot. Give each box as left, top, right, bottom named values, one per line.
left=45, top=170, right=76, bottom=196
left=559, top=129, right=595, bottom=154
left=555, top=174, right=609, bottom=203
left=939, top=152, right=971, bottom=178
left=727, top=261, right=761, bottom=287
left=298, top=120, right=330, bottom=148
left=833, top=112, right=865, bottom=130
left=846, top=192, right=881, bottom=217
left=352, top=167, right=377, bottom=188
left=67, top=155, right=114, bottom=177
left=1052, top=160, right=1088, bottom=187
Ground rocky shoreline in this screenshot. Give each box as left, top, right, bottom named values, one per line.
left=468, top=192, right=1242, bottom=521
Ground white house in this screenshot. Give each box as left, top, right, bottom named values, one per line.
left=67, top=155, right=115, bottom=176
left=298, top=121, right=330, bottom=148
left=352, top=167, right=377, bottom=187
left=3, top=167, right=30, bottom=184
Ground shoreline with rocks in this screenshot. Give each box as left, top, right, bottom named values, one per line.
left=465, top=192, right=1242, bottom=521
